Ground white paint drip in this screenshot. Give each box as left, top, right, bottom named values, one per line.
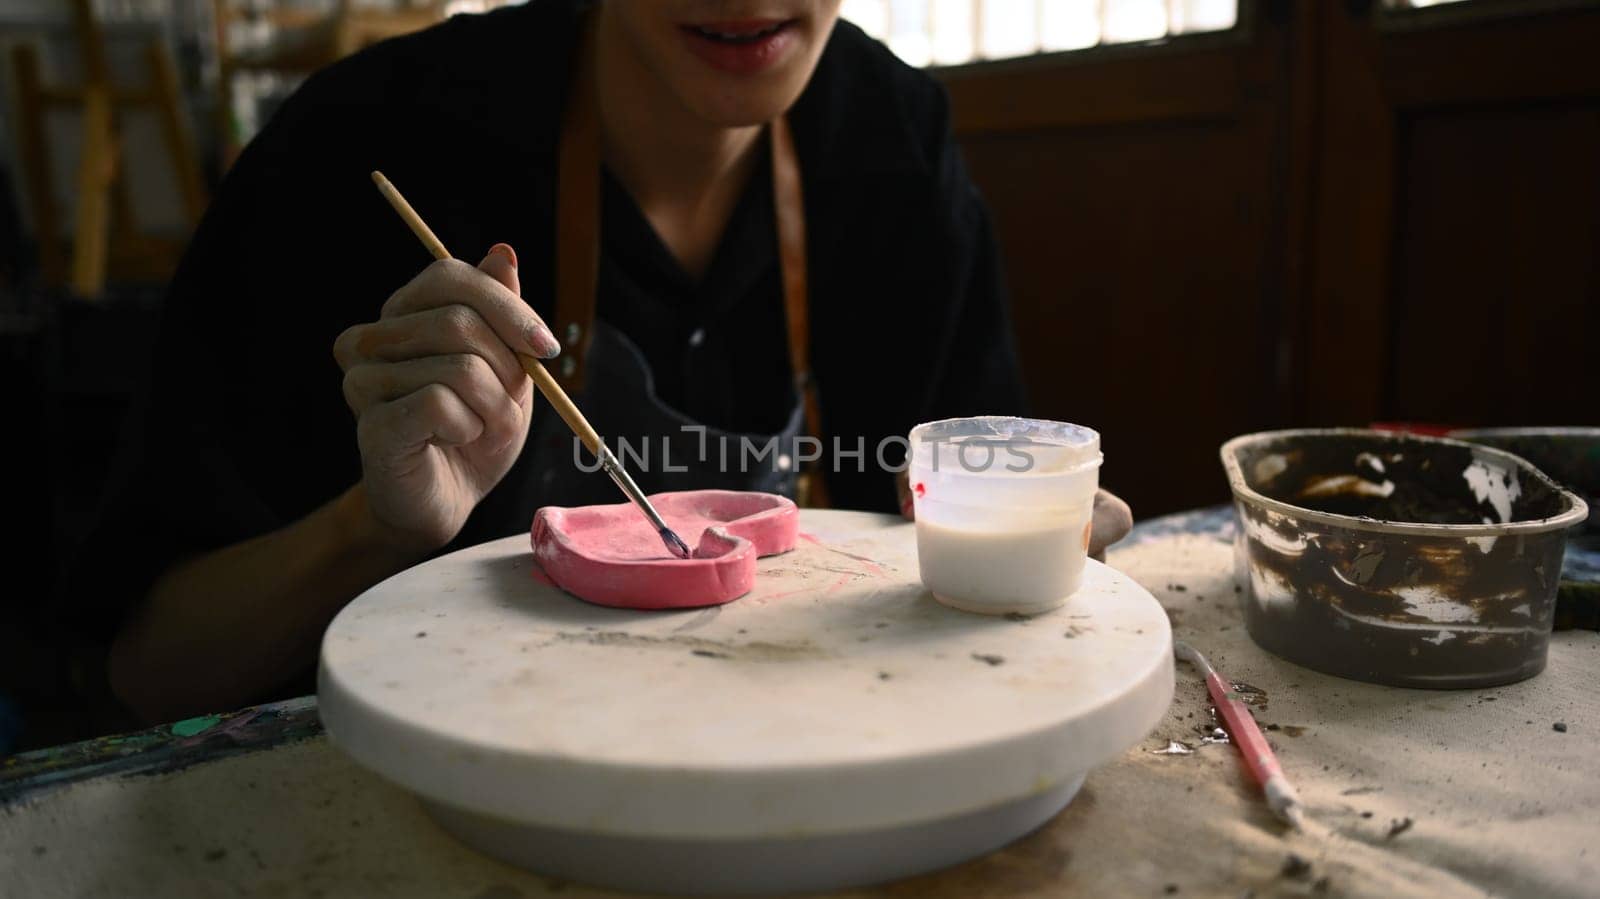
left=1250, top=564, right=1297, bottom=613
left=1300, top=475, right=1396, bottom=499
left=1253, top=453, right=1289, bottom=484
left=1393, top=586, right=1481, bottom=624
left=1326, top=599, right=1545, bottom=637
left=1329, top=565, right=1361, bottom=589
left=1463, top=459, right=1521, bottom=524
left=1242, top=514, right=1307, bottom=557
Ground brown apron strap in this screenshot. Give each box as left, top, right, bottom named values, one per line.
left=553, top=16, right=600, bottom=391
left=769, top=115, right=821, bottom=447
left=553, top=17, right=826, bottom=502
left=768, top=115, right=829, bottom=506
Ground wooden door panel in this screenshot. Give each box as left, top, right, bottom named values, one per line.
left=1390, top=102, right=1600, bottom=424
left=938, top=0, right=1600, bottom=519
left=1305, top=2, right=1600, bottom=430
left=942, top=18, right=1292, bottom=518
left=961, top=120, right=1276, bottom=515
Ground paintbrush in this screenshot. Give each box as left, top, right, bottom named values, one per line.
left=371, top=171, right=692, bottom=561
left=1174, top=640, right=1306, bottom=830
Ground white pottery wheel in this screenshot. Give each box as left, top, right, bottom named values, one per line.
left=319, top=510, right=1173, bottom=895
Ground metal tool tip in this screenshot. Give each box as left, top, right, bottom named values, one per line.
left=1283, top=802, right=1307, bottom=831
left=661, top=528, right=693, bottom=560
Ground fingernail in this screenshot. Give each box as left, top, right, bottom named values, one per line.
left=529, top=326, right=561, bottom=359
left=488, top=243, right=517, bottom=268
left=900, top=495, right=914, bottom=519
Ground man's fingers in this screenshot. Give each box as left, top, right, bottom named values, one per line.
left=334, top=306, right=525, bottom=393
left=1088, top=488, right=1134, bottom=561
left=478, top=243, right=520, bottom=297
left=473, top=244, right=539, bottom=422
left=358, top=383, right=484, bottom=457
left=343, top=354, right=525, bottom=450
left=382, top=256, right=559, bottom=359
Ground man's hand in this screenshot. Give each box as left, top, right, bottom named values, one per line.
left=332, top=244, right=559, bottom=552
left=896, top=469, right=1134, bottom=560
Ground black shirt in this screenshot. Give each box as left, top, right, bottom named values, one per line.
left=597, top=155, right=793, bottom=437
left=71, top=0, right=1025, bottom=653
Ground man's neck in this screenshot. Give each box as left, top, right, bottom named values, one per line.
left=593, top=10, right=764, bottom=277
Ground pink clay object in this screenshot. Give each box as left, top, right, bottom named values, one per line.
left=530, top=490, right=799, bottom=609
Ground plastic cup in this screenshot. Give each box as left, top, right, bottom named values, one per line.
left=908, top=417, right=1103, bottom=615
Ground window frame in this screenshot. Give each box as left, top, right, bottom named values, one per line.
left=863, top=0, right=1264, bottom=78
left=1376, top=0, right=1600, bottom=33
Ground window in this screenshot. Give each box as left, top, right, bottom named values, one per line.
left=1377, top=0, right=1584, bottom=31
left=840, top=0, right=1239, bottom=67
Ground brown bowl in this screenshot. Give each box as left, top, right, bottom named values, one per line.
left=1220, top=429, right=1588, bottom=689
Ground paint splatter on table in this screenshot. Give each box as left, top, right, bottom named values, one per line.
left=0, top=698, right=321, bottom=805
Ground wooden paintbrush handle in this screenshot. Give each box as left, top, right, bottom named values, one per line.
left=372, top=170, right=691, bottom=558
left=372, top=170, right=607, bottom=459
left=521, top=354, right=602, bottom=456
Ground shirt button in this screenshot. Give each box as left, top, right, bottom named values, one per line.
left=688, top=328, right=706, bottom=348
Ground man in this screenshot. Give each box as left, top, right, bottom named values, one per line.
left=78, top=0, right=1130, bottom=723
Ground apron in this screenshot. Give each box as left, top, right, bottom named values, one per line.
left=469, top=13, right=823, bottom=531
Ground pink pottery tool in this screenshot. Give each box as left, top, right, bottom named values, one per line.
left=1175, top=640, right=1306, bottom=829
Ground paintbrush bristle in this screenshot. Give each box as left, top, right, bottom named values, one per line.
left=661, top=528, right=692, bottom=560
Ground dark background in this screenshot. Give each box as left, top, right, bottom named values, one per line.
left=2, top=0, right=1598, bottom=749
left=947, top=0, right=1600, bottom=518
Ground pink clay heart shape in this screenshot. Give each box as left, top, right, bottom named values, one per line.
left=530, top=490, right=799, bottom=609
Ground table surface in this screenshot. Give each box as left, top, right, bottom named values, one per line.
left=4, top=508, right=1597, bottom=898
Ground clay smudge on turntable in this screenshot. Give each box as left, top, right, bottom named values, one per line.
left=797, top=532, right=889, bottom=575
left=550, top=629, right=822, bottom=662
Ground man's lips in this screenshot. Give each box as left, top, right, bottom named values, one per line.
left=679, top=19, right=800, bottom=74
left=683, top=19, right=795, bottom=41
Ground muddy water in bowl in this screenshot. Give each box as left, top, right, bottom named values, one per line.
left=1221, top=430, right=1588, bottom=688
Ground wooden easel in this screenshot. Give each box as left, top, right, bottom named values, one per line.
left=212, top=0, right=448, bottom=166
left=9, top=0, right=207, bottom=298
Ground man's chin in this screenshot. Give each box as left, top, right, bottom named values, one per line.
left=686, top=92, right=805, bottom=129
left=657, top=65, right=808, bottom=128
